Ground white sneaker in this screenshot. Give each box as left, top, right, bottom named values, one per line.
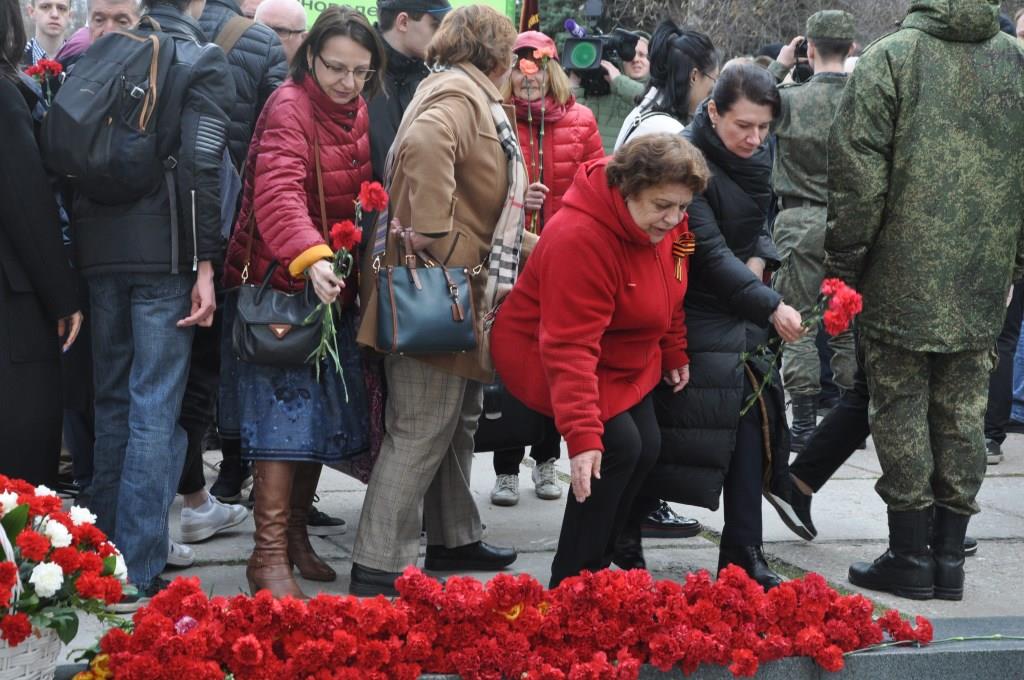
left=490, top=474, right=520, bottom=506
left=179, top=496, right=249, bottom=543
left=166, top=538, right=195, bottom=568
left=532, top=458, right=563, bottom=500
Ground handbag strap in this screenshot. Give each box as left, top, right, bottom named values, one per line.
left=240, top=130, right=330, bottom=283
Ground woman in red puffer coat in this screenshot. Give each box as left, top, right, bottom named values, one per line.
left=488, top=31, right=605, bottom=508
left=222, top=7, right=384, bottom=600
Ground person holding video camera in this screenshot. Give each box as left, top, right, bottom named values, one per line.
left=570, top=29, right=650, bottom=153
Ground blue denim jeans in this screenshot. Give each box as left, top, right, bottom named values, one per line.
left=82, top=273, right=195, bottom=588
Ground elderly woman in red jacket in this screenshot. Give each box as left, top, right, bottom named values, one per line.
left=222, top=6, right=384, bottom=599
left=489, top=30, right=605, bottom=508
left=491, top=134, right=709, bottom=587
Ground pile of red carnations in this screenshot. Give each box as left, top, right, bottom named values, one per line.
left=93, top=565, right=931, bottom=679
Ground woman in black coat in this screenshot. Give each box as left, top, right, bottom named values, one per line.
left=0, top=0, right=82, bottom=486
left=641, top=65, right=809, bottom=589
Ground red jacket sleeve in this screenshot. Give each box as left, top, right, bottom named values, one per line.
left=579, top=106, right=606, bottom=164
left=251, top=93, right=328, bottom=278
left=537, top=233, right=618, bottom=457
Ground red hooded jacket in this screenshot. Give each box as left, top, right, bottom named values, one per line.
left=491, top=159, right=690, bottom=457
left=515, top=97, right=604, bottom=226
left=224, top=76, right=370, bottom=295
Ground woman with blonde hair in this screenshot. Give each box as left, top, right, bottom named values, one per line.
left=352, top=4, right=529, bottom=597
left=488, top=30, right=604, bottom=508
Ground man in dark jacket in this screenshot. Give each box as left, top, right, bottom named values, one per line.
left=188, top=0, right=284, bottom=511
left=73, top=0, right=233, bottom=606
left=368, top=0, right=450, bottom=181
left=827, top=0, right=1024, bottom=602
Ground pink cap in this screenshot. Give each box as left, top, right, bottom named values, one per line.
left=514, top=31, right=559, bottom=62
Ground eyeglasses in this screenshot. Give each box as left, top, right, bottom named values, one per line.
left=317, top=55, right=375, bottom=82
left=268, top=25, right=304, bottom=39
left=702, top=71, right=718, bottom=83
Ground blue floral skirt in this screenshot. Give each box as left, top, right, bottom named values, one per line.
left=238, top=310, right=369, bottom=464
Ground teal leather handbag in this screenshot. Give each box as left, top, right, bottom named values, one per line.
left=376, top=228, right=478, bottom=354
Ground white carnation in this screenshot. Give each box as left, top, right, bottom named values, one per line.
left=34, top=485, right=57, bottom=498
left=43, top=520, right=72, bottom=549
left=69, top=506, right=97, bottom=527
left=29, top=562, right=64, bottom=598
left=113, top=553, right=127, bottom=582
left=0, top=491, right=19, bottom=517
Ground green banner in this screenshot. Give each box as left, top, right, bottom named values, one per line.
left=300, top=0, right=516, bottom=29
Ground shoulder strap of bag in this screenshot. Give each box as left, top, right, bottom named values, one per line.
left=215, top=15, right=253, bottom=55
left=241, top=134, right=329, bottom=282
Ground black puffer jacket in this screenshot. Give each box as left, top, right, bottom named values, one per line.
left=199, top=0, right=286, bottom=168
left=72, top=9, right=234, bottom=275
left=367, top=36, right=430, bottom=181
left=645, top=103, right=784, bottom=510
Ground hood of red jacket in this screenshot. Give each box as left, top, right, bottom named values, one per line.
left=559, top=158, right=665, bottom=247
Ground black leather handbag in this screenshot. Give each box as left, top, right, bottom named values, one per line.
left=473, top=379, right=547, bottom=453
left=232, top=261, right=322, bottom=366
left=231, top=138, right=330, bottom=367
left=376, top=228, right=478, bottom=355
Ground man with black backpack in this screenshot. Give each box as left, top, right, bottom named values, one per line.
left=44, top=0, right=234, bottom=609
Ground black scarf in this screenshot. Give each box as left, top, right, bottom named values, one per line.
left=686, top=100, right=774, bottom=217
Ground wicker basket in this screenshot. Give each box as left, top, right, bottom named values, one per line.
left=0, top=626, right=61, bottom=680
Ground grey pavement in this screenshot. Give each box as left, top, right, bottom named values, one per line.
left=64, top=431, right=1024, bottom=663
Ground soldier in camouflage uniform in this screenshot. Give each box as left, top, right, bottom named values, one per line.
left=768, top=11, right=858, bottom=453
left=826, top=0, right=1024, bottom=602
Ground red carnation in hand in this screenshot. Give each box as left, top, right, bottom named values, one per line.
left=358, top=181, right=389, bottom=213
left=820, top=277, right=863, bottom=336
left=16, top=529, right=51, bottom=562
left=0, top=612, right=32, bottom=647
left=330, top=220, right=362, bottom=253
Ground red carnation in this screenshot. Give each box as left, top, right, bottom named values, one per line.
left=330, top=220, right=362, bottom=253
left=76, top=571, right=106, bottom=601
left=813, top=644, right=845, bottom=672
left=728, top=648, right=759, bottom=677
left=231, top=634, right=264, bottom=666
left=16, top=529, right=51, bottom=562
left=820, top=278, right=863, bottom=336
left=0, top=612, right=32, bottom=647
left=18, top=493, right=62, bottom=518
left=358, top=181, right=389, bottom=213
left=50, top=546, right=82, bottom=574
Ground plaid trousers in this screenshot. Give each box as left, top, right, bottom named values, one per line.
left=352, top=355, right=484, bottom=572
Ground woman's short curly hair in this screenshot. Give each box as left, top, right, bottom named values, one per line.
left=427, top=5, right=516, bottom=75
left=606, top=134, right=710, bottom=199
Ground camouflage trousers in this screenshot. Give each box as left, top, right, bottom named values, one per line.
left=860, top=335, right=993, bottom=515
left=772, top=206, right=856, bottom=395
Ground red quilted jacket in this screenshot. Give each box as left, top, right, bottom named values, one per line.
left=514, top=98, right=604, bottom=227
left=224, top=76, right=371, bottom=297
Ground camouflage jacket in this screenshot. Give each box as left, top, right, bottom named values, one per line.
left=773, top=71, right=848, bottom=205
left=826, top=0, right=1024, bottom=352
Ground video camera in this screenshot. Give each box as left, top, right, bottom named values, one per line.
left=562, top=20, right=642, bottom=97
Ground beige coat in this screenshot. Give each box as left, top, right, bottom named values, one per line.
left=357, top=63, right=534, bottom=383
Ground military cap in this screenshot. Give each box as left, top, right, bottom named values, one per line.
left=377, top=0, right=452, bottom=15
left=805, top=10, right=855, bottom=41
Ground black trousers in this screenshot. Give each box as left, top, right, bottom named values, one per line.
left=176, top=306, right=222, bottom=496
left=720, top=402, right=766, bottom=547
left=492, top=417, right=561, bottom=475
left=549, top=395, right=659, bottom=588
left=790, top=332, right=870, bottom=492
left=985, top=280, right=1024, bottom=444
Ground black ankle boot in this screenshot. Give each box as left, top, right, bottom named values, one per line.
left=932, top=506, right=970, bottom=601
left=718, top=545, right=784, bottom=591
left=849, top=508, right=934, bottom=600
left=612, top=514, right=646, bottom=570
left=789, top=395, right=819, bottom=454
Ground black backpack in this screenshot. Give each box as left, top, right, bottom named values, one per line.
left=41, top=18, right=175, bottom=205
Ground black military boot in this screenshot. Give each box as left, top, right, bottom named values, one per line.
left=849, top=508, right=934, bottom=600
left=789, top=395, right=819, bottom=454
left=931, top=506, right=970, bottom=601
left=718, top=545, right=784, bottom=591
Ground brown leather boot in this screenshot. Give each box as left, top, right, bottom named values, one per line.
left=287, top=462, right=336, bottom=582
left=246, top=461, right=307, bottom=598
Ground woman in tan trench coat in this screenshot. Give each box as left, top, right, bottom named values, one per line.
left=350, top=5, right=533, bottom=596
